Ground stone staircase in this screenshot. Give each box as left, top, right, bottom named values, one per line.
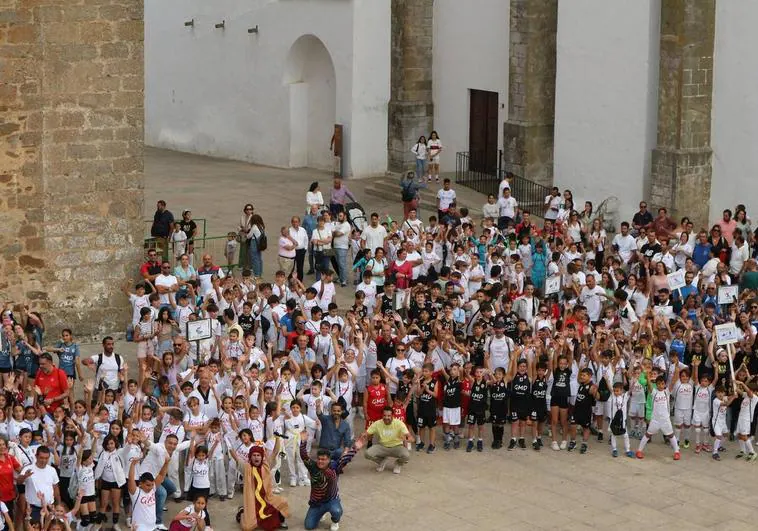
left=363, top=172, right=487, bottom=218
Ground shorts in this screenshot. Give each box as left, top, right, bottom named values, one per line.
left=81, top=494, right=97, bottom=504
left=137, top=340, right=154, bottom=359
left=490, top=413, right=507, bottom=425
left=673, top=408, right=692, bottom=426
left=442, top=407, right=461, bottom=426
left=510, top=398, right=529, bottom=422
left=551, top=394, right=569, bottom=409
left=629, top=402, right=645, bottom=418
left=646, top=417, right=674, bottom=437
left=592, top=400, right=609, bottom=418
left=417, top=410, right=437, bottom=429
left=16, top=484, right=25, bottom=495
left=466, top=411, right=486, bottom=426
left=737, top=418, right=752, bottom=436
left=712, top=421, right=727, bottom=437
left=571, top=410, right=592, bottom=428
left=0, top=367, right=10, bottom=374
left=530, top=407, right=548, bottom=423
left=691, top=410, right=710, bottom=427
left=101, top=480, right=121, bottom=490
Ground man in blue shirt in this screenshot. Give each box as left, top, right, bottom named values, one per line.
left=318, top=402, right=353, bottom=461
left=692, top=231, right=712, bottom=269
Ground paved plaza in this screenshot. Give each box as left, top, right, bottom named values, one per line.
left=78, top=148, right=756, bottom=531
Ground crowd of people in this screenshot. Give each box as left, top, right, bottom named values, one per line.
left=3, top=170, right=758, bottom=531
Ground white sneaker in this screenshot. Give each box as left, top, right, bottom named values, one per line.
left=393, top=464, right=402, bottom=474
left=375, top=458, right=388, bottom=472
left=125, top=517, right=132, bottom=528
left=289, top=478, right=297, bottom=487
left=112, top=524, right=122, bottom=531
left=551, top=441, right=560, bottom=451
left=330, top=523, right=340, bottom=531
left=273, top=486, right=283, bottom=494
left=560, top=440, right=568, bottom=450
left=299, top=478, right=311, bottom=487
left=155, top=525, right=168, bottom=531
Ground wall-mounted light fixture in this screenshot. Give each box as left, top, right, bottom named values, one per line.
left=248, top=25, right=259, bottom=34
left=184, top=19, right=194, bottom=27
left=215, top=20, right=225, bottom=29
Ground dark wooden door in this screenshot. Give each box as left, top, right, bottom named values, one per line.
left=468, top=89, right=499, bottom=174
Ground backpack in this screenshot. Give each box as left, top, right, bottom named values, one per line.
left=401, top=182, right=415, bottom=203
left=610, top=408, right=625, bottom=435
left=594, top=364, right=611, bottom=402
left=254, top=228, right=268, bottom=251
left=96, top=353, right=122, bottom=384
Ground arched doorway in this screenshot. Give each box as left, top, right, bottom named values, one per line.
left=283, top=35, right=337, bottom=170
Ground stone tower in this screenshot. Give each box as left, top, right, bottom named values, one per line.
left=0, top=0, right=145, bottom=338
left=387, top=0, right=434, bottom=174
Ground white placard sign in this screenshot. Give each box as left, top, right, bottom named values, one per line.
left=186, top=318, right=213, bottom=342
left=545, top=276, right=561, bottom=296
left=717, top=285, right=739, bottom=305
left=715, top=322, right=740, bottom=346
left=666, top=269, right=686, bottom=291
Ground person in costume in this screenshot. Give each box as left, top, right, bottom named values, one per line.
left=233, top=444, right=289, bottom=531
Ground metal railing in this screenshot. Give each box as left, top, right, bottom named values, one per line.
left=455, top=151, right=551, bottom=212
left=143, top=235, right=241, bottom=272
left=144, top=218, right=207, bottom=242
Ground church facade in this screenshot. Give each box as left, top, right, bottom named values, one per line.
left=145, top=0, right=758, bottom=225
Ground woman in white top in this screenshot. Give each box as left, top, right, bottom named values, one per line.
left=671, top=231, right=693, bottom=271
left=427, top=131, right=443, bottom=183
left=411, top=136, right=428, bottom=180
left=589, top=218, right=607, bottom=266
left=310, top=216, right=333, bottom=282
left=306, top=182, right=324, bottom=213
left=247, top=214, right=266, bottom=279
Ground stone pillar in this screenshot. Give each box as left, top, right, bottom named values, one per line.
left=0, top=0, right=145, bottom=338
left=503, top=0, right=557, bottom=187
left=387, top=0, right=434, bottom=173
left=650, top=0, right=715, bottom=226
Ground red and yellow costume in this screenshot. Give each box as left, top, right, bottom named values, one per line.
left=240, top=446, right=289, bottom=531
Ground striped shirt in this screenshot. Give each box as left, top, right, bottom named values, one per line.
left=300, top=441, right=355, bottom=505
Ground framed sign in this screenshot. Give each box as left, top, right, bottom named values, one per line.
left=715, top=322, right=740, bottom=346
left=666, top=270, right=686, bottom=291
left=718, top=285, right=739, bottom=305
left=545, top=276, right=561, bottom=296
left=186, top=319, right=213, bottom=342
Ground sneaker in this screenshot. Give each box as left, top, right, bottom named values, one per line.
left=597, top=432, right=603, bottom=442
left=537, top=438, right=544, bottom=448
left=155, top=526, right=168, bottom=531
left=712, top=453, right=721, bottom=461
left=746, top=452, right=757, bottom=461
left=567, top=441, right=577, bottom=452
left=113, top=524, right=123, bottom=531
left=426, top=444, right=436, bottom=454
left=559, top=440, right=568, bottom=450
left=466, top=440, right=474, bottom=453
left=683, top=439, right=690, bottom=449
left=626, top=451, right=635, bottom=458
left=491, top=439, right=498, bottom=449
left=673, top=451, right=681, bottom=461
left=330, top=523, right=340, bottom=531
left=612, top=449, right=618, bottom=458
left=126, top=517, right=132, bottom=528
left=443, top=439, right=451, bottom=450
left=289, top=479, right=297, bottom=487
left=453, top=435, right=461, bottom=449
left=589, top=426, right=599, bottom=436
left=227, top=495, right=235, bottom=500
left=580, top=443, right=588, bottom=454
left=416, top=442, right=425, bottom=452
left=518, top=438, right=526, bottom=450
left=375, top=458, right=388, bottom=472
left=695, top=443, right=702, bottom=454
left=476, top=440, right=483, bottom=452
left=507, top=439, right=517, bottom=451
left=735, top=451, right=745, bottom=459
left=635, top=450, right=644, bottom=459
left=273, top=486, right=283, bottom=494
left=719, top=446, right=726, bottom=452
left=702, top=444, right=713, bottom=452
left=392, top=464, right=402, bottom=475
left=299, top=479, right=311, bottom=487
left=532, top=440, right=540, bottom=451
left=551, top=441, right=560, bottom=451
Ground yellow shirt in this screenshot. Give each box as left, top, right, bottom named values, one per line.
left=366, top=418, right=408, bottom=448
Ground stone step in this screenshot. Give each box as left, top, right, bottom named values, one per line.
left=364, top=175, right=486, bottom=216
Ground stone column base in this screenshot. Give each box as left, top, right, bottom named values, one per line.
left=387, top=100, right=434, bottom=174
left=650, top=147, right=712, bottom=227
left=503, top=120, right=554, bottom=187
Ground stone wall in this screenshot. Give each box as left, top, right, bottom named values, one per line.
left=388, top=0, right=434, bottom=173
left=0, top=0, right=145, bottom=339
left=650, top=0, right=715, bottom=227
left=503, top=0, right=557, bottom=187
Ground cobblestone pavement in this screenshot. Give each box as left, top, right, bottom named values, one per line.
left=124, top=148, right=758, bottom=531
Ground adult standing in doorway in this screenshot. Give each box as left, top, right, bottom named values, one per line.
left=411, top=136, right=428, bottom=181
left=248, top=214, right=266, bottom=279
left=238, top=204, right=255, bottom=271
left=329, top=177, right=356, bottom=218
left=151, top=200, right=175, bottom=262
left=427, top=131, right=443, bottom=183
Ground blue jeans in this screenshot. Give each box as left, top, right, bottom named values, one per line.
left=156, top=479, right=177, bottom=523
left=313, top=251, right=329, bottom=282
left=415, top=158, right=427, bottom=179
left=335, top=248, right=348, bottom=285
left=304, top=498, right=343, bottom=530
left=248, top=237, right=263, bottom=277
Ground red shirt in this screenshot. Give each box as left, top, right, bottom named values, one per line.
left=0, top=455, right=20, bottom=502
left=392, top=403, right=406, bottom=422
left=461, top=378, right=473, bottom=416
left=34, top=368, right=69, bottom=411
left=366, top=384, right=388, bottom=421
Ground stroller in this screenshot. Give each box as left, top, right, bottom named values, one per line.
left=345, top=202, right=367, bottom=232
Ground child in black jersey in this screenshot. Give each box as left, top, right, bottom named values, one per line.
left=529, top=359, right=549, bottom=450
left=440, top=363, right=463, bottom=450
left=550, top=349, right=573, bottom=451
left=465, top=366, right=488, bottom=452
left=487, top=367, right=509, bottom=449
left=416, top=363, right=439, bottom=453
left=570, top=368, right=598, bottom=454
left=508, top=357, right=532, bottom=450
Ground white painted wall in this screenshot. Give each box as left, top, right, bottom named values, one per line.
left=554, top=0, right=660, bottom=225
left=145, top=0, right=390, bottom=178
left=711, top=2, right=758, bottom=221
left=432, top=0, right=510, bottom=173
